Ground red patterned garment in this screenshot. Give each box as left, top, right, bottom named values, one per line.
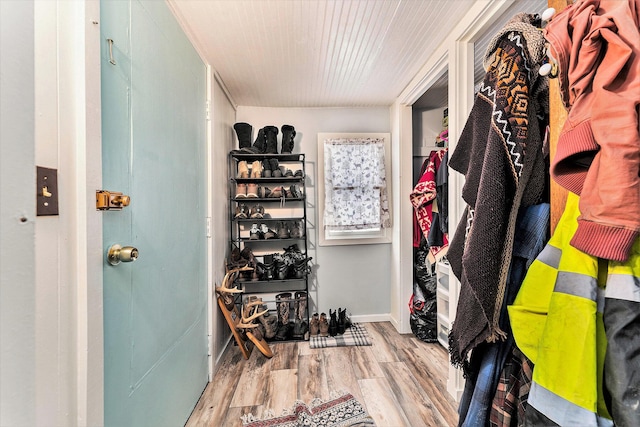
left=410, top=149, right=448, bottom=260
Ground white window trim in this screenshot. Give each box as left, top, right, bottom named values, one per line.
left=317, top=132, right=393, bottom=246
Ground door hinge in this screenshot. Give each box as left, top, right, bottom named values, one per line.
left=205, top=100, right=211, bottom=121
left=206, top=217, right=212, bottom=238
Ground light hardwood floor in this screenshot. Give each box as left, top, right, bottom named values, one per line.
left=186, top=322, right=459, bottom=427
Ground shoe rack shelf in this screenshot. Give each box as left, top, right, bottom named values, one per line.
left=228, top=152, right=311, bottom=342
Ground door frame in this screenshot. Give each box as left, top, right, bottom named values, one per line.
left=48, top=1, right=216, bottom=424
left=391, top=0, right=517, bottom=401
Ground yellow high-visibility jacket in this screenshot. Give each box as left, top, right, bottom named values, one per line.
left=509, top=192, right=640, bottom=426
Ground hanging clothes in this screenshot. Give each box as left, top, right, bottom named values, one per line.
left=457, top=202, right=549, bottom=427
left=410, top=149, right=448, bottom=263
left=413, top=156, right=432, bottom=248
left=447, top=13, right=549, bottom=368
left=545, top=0, right=640, bottom=262
left=509, top=191, right=640, bottom=427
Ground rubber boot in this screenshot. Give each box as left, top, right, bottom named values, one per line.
left=263, top=125, right=279, bottom=154
left=233, top=122, right=252, bottom=150
left=281, top=125, right=295, bottom=154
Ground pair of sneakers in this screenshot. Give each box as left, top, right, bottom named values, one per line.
left=250, top=223, right=277, bottom=240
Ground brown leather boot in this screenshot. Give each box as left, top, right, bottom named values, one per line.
left=319, top=313, right=329, bottom=337
left=309, top=313, right=320, bottom=336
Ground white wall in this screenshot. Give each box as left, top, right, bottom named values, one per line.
left=210, top=76, right=237, bottom=365
left=0, top=1, right=36, bottom=425
left=236, top=107, right=392, bottom=320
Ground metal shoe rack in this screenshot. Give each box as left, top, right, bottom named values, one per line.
left=228, top=152, right=310, bottom=341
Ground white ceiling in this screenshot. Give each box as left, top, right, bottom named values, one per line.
left=169, top=0, right=547, bottom=109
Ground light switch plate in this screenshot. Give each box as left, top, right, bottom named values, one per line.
left=36, top=166, right=59, bottom=216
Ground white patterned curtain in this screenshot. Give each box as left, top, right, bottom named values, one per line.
left=323, top=137, right=390, bottom=231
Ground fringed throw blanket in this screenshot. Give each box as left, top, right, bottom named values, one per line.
left=447, top=13, right=549, bottom=371
left=241, top=392, right=376, bottom=427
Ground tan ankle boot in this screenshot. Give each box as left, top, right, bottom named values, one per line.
left=251, top=160, right=263, bottom=178
left=237, top=160, right=249, bottom=178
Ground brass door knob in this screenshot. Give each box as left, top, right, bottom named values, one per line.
left=107, top=244, right=139, bottom=266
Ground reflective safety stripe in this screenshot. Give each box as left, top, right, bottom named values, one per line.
left=605, top=273, right=640, bottom=303
left=528, top=382, right=614, bottom=427
left=555, top=272, right=597, bottom=301
left=597, top=287, right=605, bottom=314
left=537, top=244, right=561, bottom=269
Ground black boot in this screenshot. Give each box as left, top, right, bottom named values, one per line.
left=263, top=126, right=279, bottom=154
left=329, top=309, right=338, bottom=337
left=233, top=122, right=253, bottom=150
left=262, top=254, right=274, bottom=280
left=251, top=127, right=266, bottom=154
left=338, top=308, right=346, bottom=334
left=281, top=125, right=295, bottom=154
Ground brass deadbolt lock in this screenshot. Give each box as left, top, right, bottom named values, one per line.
left=107, top=244, right=139, bottom=266
left=97, top=190, right=130, bottom=210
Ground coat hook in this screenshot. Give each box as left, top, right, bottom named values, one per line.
left=107, top=38, right=116, bottom=65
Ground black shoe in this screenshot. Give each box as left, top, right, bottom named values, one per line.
left=275, top=322, right=291, bottom=341
left=329, top=309, right=338, bottom=337
left=338, top=308, right=347, bottom=334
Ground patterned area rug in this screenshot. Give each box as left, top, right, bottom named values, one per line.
left=241, top=392, right=376, bottom=427
left=309, top=323, right=372, bottom=349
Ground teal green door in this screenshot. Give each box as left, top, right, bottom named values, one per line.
left=101, top=1, right=208, bottom=425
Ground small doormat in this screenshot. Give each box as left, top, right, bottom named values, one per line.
left=309, top=323, right=372, bottom=349
left=241, top=391, right=376, bottom=427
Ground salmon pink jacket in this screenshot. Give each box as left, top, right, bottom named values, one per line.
left=545, top=0, right=640, bottom=261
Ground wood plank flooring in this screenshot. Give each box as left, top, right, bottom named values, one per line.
left=186, top=322, right=459, bottom=426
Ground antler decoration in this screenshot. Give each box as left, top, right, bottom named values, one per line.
left=216, top=265, right=253, bottom=308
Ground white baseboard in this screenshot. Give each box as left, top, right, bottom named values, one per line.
left=349, top=313, right=391, bottom=323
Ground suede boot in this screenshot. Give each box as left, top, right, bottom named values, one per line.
left=319, top=313, right=329, bottom=337
left=254, top=127, right=267, bottom=153
left=263, top=126, right=279, bottom=154
left=233, top=122, right=252, bottom=150
left=309, top=313, right=320, bottom=336
left=281, top=125, right=296, bottom=154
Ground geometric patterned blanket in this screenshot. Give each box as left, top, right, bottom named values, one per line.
left=241, top=392, right=376, bottom=427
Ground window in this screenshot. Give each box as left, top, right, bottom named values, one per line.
left=317, top=133, right=392, bottom=246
